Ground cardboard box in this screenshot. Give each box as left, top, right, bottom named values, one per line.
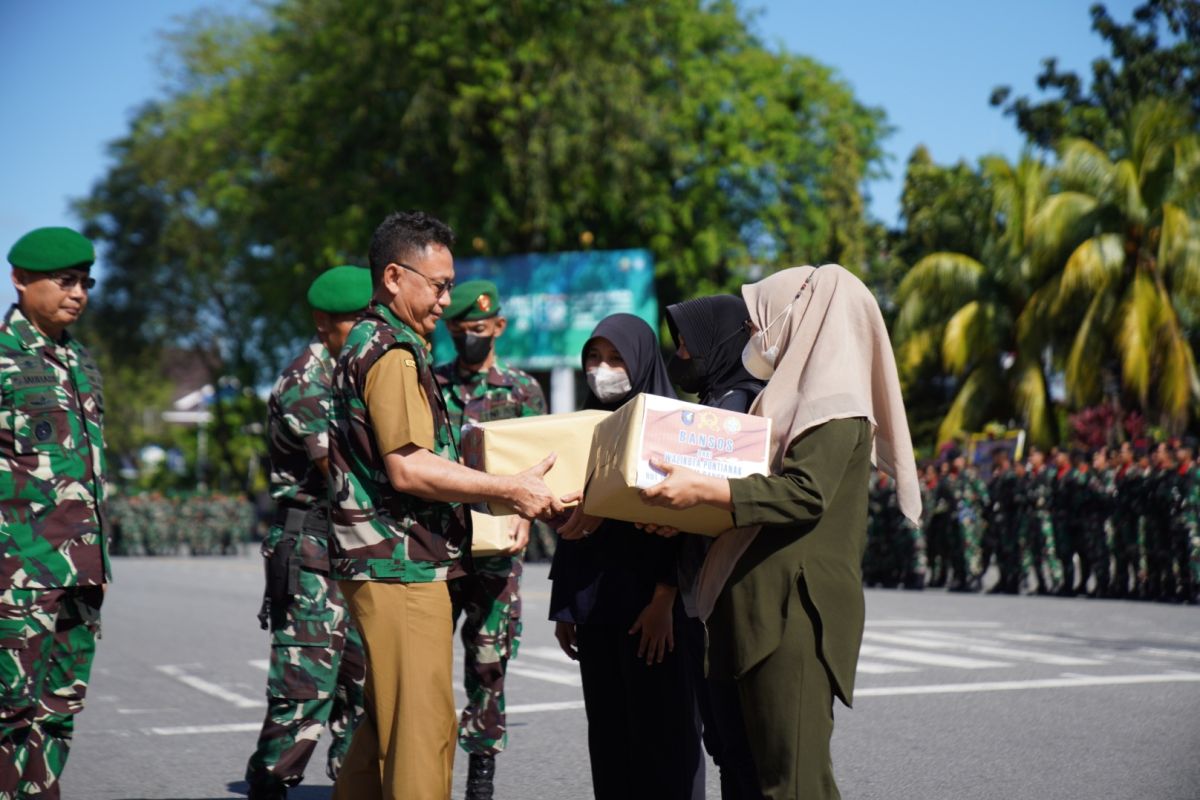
left=462, top=410, right=612, bottom=515
left=470, top=509, right=519, bottom=556
left=582, top=393, right=771, bottom=536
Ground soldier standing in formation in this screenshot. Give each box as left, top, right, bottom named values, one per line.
left=245, top=266, right=373, bottom=799
left=985, top=449, right=1021, bottom=594
left=0, top=227, right=107, bottom=799
left=433, top=281, right=545, bottom=800
left=868, top=439, right=1199, bottom=603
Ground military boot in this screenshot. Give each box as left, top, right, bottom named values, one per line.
left=466, top=753, right=495, bottom=800
left=247, top=774, right=288, bottom=800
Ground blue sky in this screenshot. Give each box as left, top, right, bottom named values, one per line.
left=0, top=0, right=1138, bottom=308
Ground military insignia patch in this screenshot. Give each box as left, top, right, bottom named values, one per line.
left=477, top=294, right=491, bottom=313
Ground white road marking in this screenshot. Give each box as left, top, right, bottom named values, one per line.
left=993, top=632, right=1089, bottom=645
left=506, top=663, right=581, bottom=687
left=856, top=671, right=1200, bottom=698
left=521, top=646, right=579, bottom=666
left=136, top=671, right=1200, bottom=735
left=507, top=700, right=586, bottom=714
left=867, top=620, right=1003, bottom=628
left=855, top=660, right=920, bottom=675
left=155, top=665, right=265, bottom=709
left=248, top=659, right=270, bottom=671
left=149, top=722, right=262, bottom=736
left=864, top=630, right=1105, bottom=666
left=1138, top=647, right=1200, bottom=661
left=858, top=644, right=1010, bottom=669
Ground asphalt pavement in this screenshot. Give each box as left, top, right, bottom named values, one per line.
left=68, top=554, right=1200, bottom=800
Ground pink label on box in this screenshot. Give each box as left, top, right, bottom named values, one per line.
left=635, top=397, right=770, bottom=487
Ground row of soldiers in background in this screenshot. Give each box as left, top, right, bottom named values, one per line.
left=105, top=489, right=558, bottom=563
left=107, top=491, right=260, bottom=556
left=865, top=441, right=1200, bottom=605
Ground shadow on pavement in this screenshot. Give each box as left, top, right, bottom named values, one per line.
left=112, top=782, right=333, bottom=800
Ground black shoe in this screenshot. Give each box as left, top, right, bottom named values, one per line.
left=247, top=782, right=287, bottom=800
left=466, top=753, right=495, bottom=800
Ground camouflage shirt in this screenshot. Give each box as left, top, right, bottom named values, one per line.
left=328, top=303, right=468, bottom=583
left=0, top=305, right=108, bottom=589
left=267, top=338, right=331, bottom=507
left=267, top=338, right=334, bottom=570
left=433, top=359, right=546, bottom=449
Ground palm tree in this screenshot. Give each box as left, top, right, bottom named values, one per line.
left=894, top=155, right=1058, bottom=447
left=1032, top=99, right=1200, bottom=432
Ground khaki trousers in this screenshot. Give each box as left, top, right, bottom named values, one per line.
left=333, top=580, right=456, bottom=800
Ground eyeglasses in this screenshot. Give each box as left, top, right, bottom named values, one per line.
left=393, top=262, right=454, bottom=299
left=48, top=273, right=96, bottom=291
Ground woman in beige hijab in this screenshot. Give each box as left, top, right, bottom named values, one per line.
left=641, top=265, right=920, bottom=800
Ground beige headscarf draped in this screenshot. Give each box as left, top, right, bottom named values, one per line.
left=694, top=264, right=921, bottom=619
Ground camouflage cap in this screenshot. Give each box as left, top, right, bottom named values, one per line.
left=445, top=280, right=500, bottom=321
left=307, top=265, right=373, bottom=313
left=7, top=227, right=95, bottom=272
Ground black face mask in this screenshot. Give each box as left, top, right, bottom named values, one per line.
left=667, top=353, right=706, bottom=395
left=452, top=333, right=493, bottom=365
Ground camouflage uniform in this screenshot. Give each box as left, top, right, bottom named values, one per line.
left=1168, top=462, right=1200, bottom=603
left=986, top=466, right=1022, bottom=593
left=1145, top=464, right=1177, bottom=600
left=926, top=476, right=952, bottom=587
left=1052, top=466, right=1091, bottom=594
left=1112, top=462, right=1144, bottom=598
left=946, top=468, right=988, bottom=590
left=1020, top=466, right=1062, bottom=593
left=1082, top=466, right=1116, bottom=597
left=434, top=359, right=545, bottom=755
left=0, top=305, right=108, bottom=800
left=245, top=339, right=366, bottom=795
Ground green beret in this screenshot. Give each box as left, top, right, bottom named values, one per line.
left=307, top=265, right=373, bottom=313
left=445, top=280, right=500, bottom=321
left=7, top=227, right=95, bottom=272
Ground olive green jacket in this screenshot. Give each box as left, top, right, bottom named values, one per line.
left=707, top=417, right=871, bottom=706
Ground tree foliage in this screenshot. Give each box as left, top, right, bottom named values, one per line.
left=991, top=0, right=1200, bottom=149
left=77, top=0, right=888, bottom=389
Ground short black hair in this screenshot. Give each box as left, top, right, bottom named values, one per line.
left=368, top=211, right=456, bottom=286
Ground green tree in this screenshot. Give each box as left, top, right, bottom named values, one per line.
left=893, top=154, right=1059, bottom=447
left=1033, top=99, right=1200, bottom=431
left=991, top=0, right=1200, bottom=149
left=78, top=0, right=888, bottom=392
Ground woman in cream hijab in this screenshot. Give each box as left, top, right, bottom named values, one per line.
left=642, top=265, right=920, bottom=800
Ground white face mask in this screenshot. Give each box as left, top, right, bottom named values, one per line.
left=740, top=302, right=794, bottom=381
left=741, top=334, right=778, bottom=381
left=587, top=366, right=632, bottom=403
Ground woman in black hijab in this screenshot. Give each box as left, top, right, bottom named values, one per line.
left=665, top=294, right=765, bottom=412
left=550, top=313, right=702, bottom=800
left=665, top=296, right=764, bottom=800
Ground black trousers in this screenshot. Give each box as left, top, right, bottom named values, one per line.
left=575, top=617, right=704, bottom=800
left=678, top=616, right=763, bottom=800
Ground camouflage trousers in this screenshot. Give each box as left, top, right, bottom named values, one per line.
left=948, top=516, right=983, bottom=586
left=1110, top=516, right=1144, bottom=595
left=449, top=554, right=522, bottom=756
left=0, top=586, right=102, bottom=800
left=1167, top=519, right=1200, bottom=598
left=245, top=566, right=366, bottom=790
left=991, top=519, right=1022, bottom=589
left=1083, top=517, right=1112, bottom=593
left=905, top=525, right=928, bottom=587
left=1021, top=514, right=1063, bottom=590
